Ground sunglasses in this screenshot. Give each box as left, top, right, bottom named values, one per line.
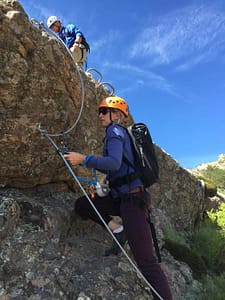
left=99, top=107, right=109, bottom=115
left=99, top=107, right=118, bottom=115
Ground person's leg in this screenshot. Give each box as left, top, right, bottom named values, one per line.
left=120, top=191, right=173, bottom=300
left=70, top=45, right=87, bottom=67
left=75, top=193, right=120, bottom=228
left=79, top=47, right=87, bottom=64
left=70, top=45, right=82, bottom=62
left=75, top=194, right=126, bottom=255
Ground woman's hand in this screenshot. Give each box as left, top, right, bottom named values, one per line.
left=64, top=152, right=86, bottom=166
left=71, top=43, right=80, bottom=52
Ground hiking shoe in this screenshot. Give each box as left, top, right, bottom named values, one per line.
left=105, top=231, right=128, bottom=256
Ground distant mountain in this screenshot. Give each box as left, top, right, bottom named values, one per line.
left=194, top=154, right=225, bottom=171
left=192, top=154, right=225, bottom=196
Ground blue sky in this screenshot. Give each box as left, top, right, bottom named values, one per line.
left=19, top=0, right=225, bottom=169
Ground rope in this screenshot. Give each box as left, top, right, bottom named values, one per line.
left=31, top=19, right=115, bottom=136
left=77, top=168, right=98, bottom=186
left=30, top=19, right=85, bottom=137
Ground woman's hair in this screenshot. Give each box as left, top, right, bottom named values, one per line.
left=112, top=109, right=126, bottom=125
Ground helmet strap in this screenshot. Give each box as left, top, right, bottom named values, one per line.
left=109, top=110, right=113, bottom=123
left=109, top=109, right=120, bottom=125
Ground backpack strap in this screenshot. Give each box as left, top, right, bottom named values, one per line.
left=108, top=126, right=140, bottom=188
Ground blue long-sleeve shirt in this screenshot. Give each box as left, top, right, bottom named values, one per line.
left=59, top=24, right=84, bottom=48
left=86, top=124, right=143, bottom=198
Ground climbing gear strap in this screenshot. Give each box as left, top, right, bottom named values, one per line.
left=109, top=171, right=140, bottom=188
left=147, top=211, right=162, bottom=263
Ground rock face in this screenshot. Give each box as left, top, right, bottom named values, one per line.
left=0, top=188, right=197, bottom=300
left=0, top=0, right=108, bottom=189
left=0, top=1, right=210, bottom=299
left=0, top=0, right=206, bottom=231
left=151, top=146, right=205, bottom=232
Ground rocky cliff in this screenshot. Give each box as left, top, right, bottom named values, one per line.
left=0, top=1, right=210, bottom=299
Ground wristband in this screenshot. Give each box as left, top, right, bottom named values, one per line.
left=79, top=155, right=93, bottom=166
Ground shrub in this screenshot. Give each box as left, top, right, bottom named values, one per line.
left=208, top=203, right=225, bottom=231
left=200, top=273, right=225, bottom=300
left=191, top=218, right=225, bottom=274
left=163, top=229, right=207, bottom=279
left=163, top=238, right=207, bottom=279
left=202, top=166, right=225, bottom=190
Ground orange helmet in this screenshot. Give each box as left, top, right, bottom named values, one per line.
left=99, top=96, right=129, bottom=117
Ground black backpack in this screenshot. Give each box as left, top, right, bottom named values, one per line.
left=109, top=123, right=159, bottom=188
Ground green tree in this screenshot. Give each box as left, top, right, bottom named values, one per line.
left=202, top=166, right=225, bottom=189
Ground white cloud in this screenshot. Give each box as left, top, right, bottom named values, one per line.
left=129, top=4, right=225, bottom=70
left=102, top=62, right=177, bottom=95
left=20, top=2, right=53, bottom=23
left=90, top=31, right=120, bottom=52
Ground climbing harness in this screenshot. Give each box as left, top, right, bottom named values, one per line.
left=32, top=18, right=163, bottom=300
left=58, top=133, right=99, bottom=197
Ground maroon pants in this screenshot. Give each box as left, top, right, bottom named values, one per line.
left=75, top=191, right=173, bottom=300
